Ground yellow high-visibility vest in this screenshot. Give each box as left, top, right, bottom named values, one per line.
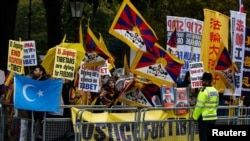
left=193, top=87, right=219, bottom=120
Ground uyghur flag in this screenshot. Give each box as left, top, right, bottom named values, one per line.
left=109, top=0, right=158, bottom=53
left=86, top=21, right=109, bottom=60
left=14, top=74, right=63, bottom=112
left=130, top=43, right=184, bottom=86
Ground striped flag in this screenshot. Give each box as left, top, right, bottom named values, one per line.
left=109, top=0, right=158, bottom=53
left=86, top=21, right=110, bottom=60
left=166, top=27, right=177, bottom=56
left=215, top=42, right=233, bottom=71
left=130, top=43, right=184, bottom=86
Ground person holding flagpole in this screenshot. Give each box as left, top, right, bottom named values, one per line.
left=31, top=65, right=49, bottom=140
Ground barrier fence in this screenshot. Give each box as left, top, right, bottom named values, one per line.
left=1, top=105, right=250, bottom=141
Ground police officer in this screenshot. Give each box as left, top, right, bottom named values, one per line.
left=193, top=72, right=219, bottom=141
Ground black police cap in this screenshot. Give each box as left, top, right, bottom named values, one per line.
left=201, top=72, right=213, bottom=81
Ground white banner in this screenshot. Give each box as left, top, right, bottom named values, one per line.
left=78, top=62, right=100, bottom=93
left=166, top=16, right=203, bottom=79
left=189, top=61, right=204, bottom=88
left=230, top=10, right=246, bottom=96
left=23, top=40, right=37, bottom=66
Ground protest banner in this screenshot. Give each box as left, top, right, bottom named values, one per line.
left=53, top=47, right=76, bottom=80
left=7, top=40, right=24, bottom=74
left=23, top=40, right=37, bottom=66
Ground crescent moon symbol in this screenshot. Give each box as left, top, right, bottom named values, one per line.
left=22, top=84, right=36, bottom=102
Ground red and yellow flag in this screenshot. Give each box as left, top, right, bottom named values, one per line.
left=130, top=43, right=184, bottom=87
left=109, top=0, right=158, bottom=53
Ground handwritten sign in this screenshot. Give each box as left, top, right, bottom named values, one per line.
left=53, top=47, right=76, bottom=80
left=78, top=62, right=100, bottom=92
left=189, top=61, right=204, bottom=88
left=7, top=40, right=24, bottom=74
left=23, top=40, right=37, bottom=66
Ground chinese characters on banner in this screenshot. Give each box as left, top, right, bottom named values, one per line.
left=230, top=10, right=246, bottom=96
left=200, top=9, right=229, bottom=92
left=53, top=47, right=76, bottom=80
left=241, top=28, right=250, bottom=96
left=7, top=40, right=24, bottom=74
left=23, top=40, right=37, bottom=66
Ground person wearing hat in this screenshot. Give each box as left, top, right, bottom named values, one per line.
left=163, top=87, right=174, bottom=107
left=192, top=72, right=219, bottom=141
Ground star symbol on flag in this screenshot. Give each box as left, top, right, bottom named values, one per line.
left=37, top=90, right=44, bottom=97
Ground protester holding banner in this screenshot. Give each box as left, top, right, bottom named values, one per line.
left=193, top=72, right=219, bottom=141
left=31, top=65, right=49, bottom=140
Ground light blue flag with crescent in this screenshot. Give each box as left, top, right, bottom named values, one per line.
left=14, top=74, right=63, bottom=112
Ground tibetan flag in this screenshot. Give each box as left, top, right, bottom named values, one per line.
left=239, top=0, right=244, bottom=13
left=117, top=81, right=152, bottom=107
left=167, top=27, right=177, bottom=48
left=130, top=43, right=184, bottom=86
left=14, top=74, right=63, bottom=112
left=215, top=42, right=233, bottom=71
left=86, top=21, right=109, bottom=60
left=215, top=42, right=237, bottom=94
left=167, top=26, right=178, bottom=56
left=141, top=83, right=160, bottom=107
left=109, top=0, right=158, bottom=53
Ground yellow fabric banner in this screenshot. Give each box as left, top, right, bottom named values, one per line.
left=200, top=9, right=229, bottom=92
left=71, top=107, right=198, bottom=141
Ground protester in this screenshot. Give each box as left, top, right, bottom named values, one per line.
left=105, top=77, right=120, bottom=107
left=192, top=72, right=219, bottom=141
left=217, top=89, right=231, bottom=116
left=31, top=65, right=49, bottom=140
left=92, top=84, right=110, bottom=106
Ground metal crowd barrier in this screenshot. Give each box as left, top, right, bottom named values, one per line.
left=1, top=105, right=250, bottom=141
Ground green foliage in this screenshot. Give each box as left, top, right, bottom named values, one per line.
left=15, top=0, right=250, bottom=66
left=16, top=0, right=47, bottom=54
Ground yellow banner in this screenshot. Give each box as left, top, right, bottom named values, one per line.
left=200, top=9, right=229, bottom=91
left=53, top=47, right=76, bottom=80
left=71, top=107, right=198, bottom=141
left=7, top=40, right=24, bottom=74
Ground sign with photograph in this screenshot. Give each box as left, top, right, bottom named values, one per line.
left=175, top=87, right=188, bottom=115
left=161, top=85, right=175, bottom=108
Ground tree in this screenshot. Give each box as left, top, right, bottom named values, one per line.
left=0, top=0, right=19, bottom=73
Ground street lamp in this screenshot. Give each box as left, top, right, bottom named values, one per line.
left=70, top=0, right=85, bottom=18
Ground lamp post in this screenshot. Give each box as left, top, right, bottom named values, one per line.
left=70, top=0, right=84, bottom=18
left=69, top=0, right=84, bottom=42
